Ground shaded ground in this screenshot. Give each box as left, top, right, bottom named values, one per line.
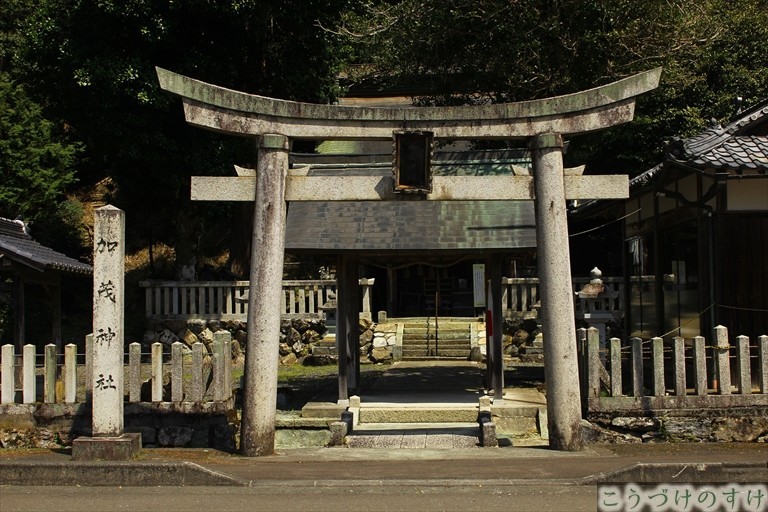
left=273, top=363, right=388, bottom=411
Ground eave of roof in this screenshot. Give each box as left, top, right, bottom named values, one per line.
left=0, top=218, right=92, bottom=275
left=631, top=99, right=768, bottom=192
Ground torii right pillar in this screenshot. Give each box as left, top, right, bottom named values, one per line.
left=531, top=133, right=583, bottom=451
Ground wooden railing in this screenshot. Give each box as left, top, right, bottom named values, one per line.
left=0, top=332, right=235, bottom=405
left=139, top=279, right=331, bottom=320
left=579, top=326, right=768, bottom=412
left=501, top=276, right=636, bottom=319
left=140, top=275, right=649, bottom=322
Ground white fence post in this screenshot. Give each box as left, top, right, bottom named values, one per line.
left=1, top=344, right=15, bottom=404
left=610, top=338, right=622, bottom=397
left=736, top=335, right=751, bottom=395
left=630, top=337, right=644, bottom=397
left=151, top=342, right=163, bottom=402
left=64, top=344, right=77, bottom=403
left=190, top=343, right=203, bottom=402
left=128, top=342, right=141, bottom=403
left=23, top=344, right=36, bottom=404
left=673, top=336, right=686, bottom=397
left=714, top=325, right=731, bottom=395
left=44, top=344, right=56, bottom=403
left=693, top=335, right=708, bottom=396
left=587, top=328, right=601, bottom=398
left=171, top=342, right=183, bottom=402
left=652, top=337, right=664, bottom=397
left=85, top=334, right=94, bottom=403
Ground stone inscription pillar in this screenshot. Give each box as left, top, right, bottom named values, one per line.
left=531, top=133, right=583, bottom=451
left=92, top=205, right=125, bottom=436
left=241, top=134, right=289, bottom=456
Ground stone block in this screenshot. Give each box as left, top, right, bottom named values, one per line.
left=481, top=420, right=498, bottom=447
left=328, top=421, right=348, bottom=446
left=71, top=433, right=142, bottom=461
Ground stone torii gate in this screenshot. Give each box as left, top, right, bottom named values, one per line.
left=157, top=67, right=661, bottom=455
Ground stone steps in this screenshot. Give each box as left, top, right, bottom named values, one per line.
left=345, top=423, right=481, bottom=449
left=400, top=320, right=472, bottom=360
left=359, top=406, right=480, bottom=424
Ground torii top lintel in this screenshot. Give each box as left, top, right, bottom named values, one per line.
left=156, top=67, right=661, bottom=140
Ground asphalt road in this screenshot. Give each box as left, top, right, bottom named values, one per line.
left=0, top=484, right=597, bottom=512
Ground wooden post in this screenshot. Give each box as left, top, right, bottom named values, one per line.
left=346, top=257, right=361, bottom=392
left=576, top=328, right=587, bottom=409
left=13, top=274, right=25, bottom=353
left=51, top=278, right=62, bottom=355
left=489, top=254, right=504, bottom=399
left=190, top=343, right=203, bottom=402
left=171, top=342, right=183, bottom=402
left=610, top=337, right=622, bottom=397
left=336, top=255, right=349, bottom=404
left=736, top=335, right=751, bottom=395
left=587, top=328, right=600, bottom=398
left=151, top=342, right=163, bottom=402
left=64, top=343, right=77, bottom=403
left=85, top=334, right=94, bottom=403
left=531, top=133, right=582, bottom=451
left=23, top=344, right=36, bottom=404
left=631, top=337, right=644, bottom=397
left=652, top=337, right=664, bottom=397
left=673, top=336, right=686, bottom=397
left=759, top=335, right=768, bottom=394
left=2, top=345, right=16, bottom=404
left=714, top=325, right=731, bottom=395
left=241, top=134, right=288, bottom=457
left=693, top=335, right=708, bottom=396
left=44, top=344, right=56, bottom=403
left=128, top=342, right=141, bottom=403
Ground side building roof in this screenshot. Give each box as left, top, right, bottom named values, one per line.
left=631, top=99, right=768, bottom=190
left=0, top=217, right=92, bottom=275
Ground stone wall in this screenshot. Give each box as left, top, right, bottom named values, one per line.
left=583, top=408, right=768, bottom=444
left=143, top=318, right=328, bottom=365
left=0, top=402, right=236, bottom=450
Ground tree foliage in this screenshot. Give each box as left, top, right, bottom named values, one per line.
left=335, top=0, right=768, bottom=173
left=7, top=0, right=354, bottom=274
left=0, top=73, right=81, bottom=247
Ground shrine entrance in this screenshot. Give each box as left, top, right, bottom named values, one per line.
left=157, top=66, right=661, bottom=455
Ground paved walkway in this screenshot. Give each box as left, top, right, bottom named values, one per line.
left=346, top=361, right=546, bottom=448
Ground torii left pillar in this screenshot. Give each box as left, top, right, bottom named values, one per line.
left=531, top=133, right=583, bottom=451
left=241, top=134, right=289, bottom=456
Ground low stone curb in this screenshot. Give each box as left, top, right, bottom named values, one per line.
left=0, top=461, right=246, bottom=487
left=583, top=462, right=768, bottom=484
left=3, top=460, right=765, bottom=487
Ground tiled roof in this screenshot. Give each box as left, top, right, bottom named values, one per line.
left=632, top=99, right=768, bottom=189
left=667, top=101, right=768, bottom=174
left=0, top=217, right=92, bottom=275
left=285, top=200, right=536, bottom=252
left=689, top=135, right=768, bottom=171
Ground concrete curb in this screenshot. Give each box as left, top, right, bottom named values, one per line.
left=2, top=460, right=766, bottom=488
left=0, top=461, right=246, bottom=487
left=582, top=462, right=768, bottom=484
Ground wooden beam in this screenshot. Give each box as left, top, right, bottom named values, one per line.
left=191, top=174, right=628, bottom=202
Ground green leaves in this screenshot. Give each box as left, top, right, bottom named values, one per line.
left=0, top=74, right=79, bottom=224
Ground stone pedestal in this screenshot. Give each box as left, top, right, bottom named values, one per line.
left=72, top=433, right=142, bottom=461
